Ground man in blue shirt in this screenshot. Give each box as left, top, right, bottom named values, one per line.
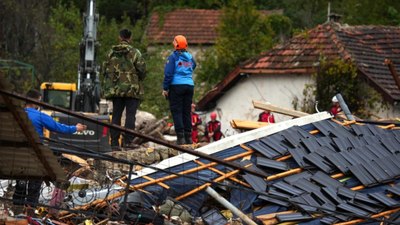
left=13, top=89, right=86, bottom=214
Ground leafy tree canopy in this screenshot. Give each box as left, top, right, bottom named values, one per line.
left=313, top=58, right=382, bottom=118
left=195, top=0, right=292, bottom=98
left=261, top=0, right=400, bottom=29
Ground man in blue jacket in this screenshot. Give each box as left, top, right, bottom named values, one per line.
left=162, top=35, right=196, bottom=145
left=13, top=89, right=86, bottom=214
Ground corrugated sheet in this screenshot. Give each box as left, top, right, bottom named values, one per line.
left=126, top=113, right=400, bottom=224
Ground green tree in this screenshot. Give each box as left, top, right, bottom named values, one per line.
left=387, top=6, right=400, bottom=25
left=261, top=0, right=400, bottom=29
left=47, top=3, right=145, bottom=84
left=313, top=58, right=381, bottom=118
left=148, top=0, right=226, bottom=9
left=97, top=0, right=147, bottom=23
left=140, top=47, right=171, bottom=118
left=260, top=0, right=329, bottom=29
left=95, top=0, right=227, bottom=23
left=0, top=0, right=53, bottom=86
left=340, top=0, right=400, bottom=25
left=266, top=14, right=293, bottom=43
left=195, top=0, right=291, bottom=97
left=47, top=2, right=82, bottom=82
left=216, top=0, right=273, bottom=71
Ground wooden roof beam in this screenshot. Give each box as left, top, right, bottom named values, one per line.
left=253, top=100, right=309, bottom=118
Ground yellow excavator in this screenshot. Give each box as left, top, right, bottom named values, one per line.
left=40, top=0, right=111, bottom=153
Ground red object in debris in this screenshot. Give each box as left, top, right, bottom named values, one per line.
left=49, top=187, right=65, bottom=216
left=102, top=127, right=109, bottom=137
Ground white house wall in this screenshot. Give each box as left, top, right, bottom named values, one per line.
left=203, top=74, right=313, bottom=136
left=370, top=101, right=400, bottom=119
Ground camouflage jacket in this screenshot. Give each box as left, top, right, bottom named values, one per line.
left=102, top=41, right=146, bottom=99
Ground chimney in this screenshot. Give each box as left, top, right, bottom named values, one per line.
left=328, top=13, right=342, bottom=23
left=326, top=2, right=342, bottom=23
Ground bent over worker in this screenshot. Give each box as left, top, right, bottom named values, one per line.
left=258, top=110, right=275, bottom=123
left=13, top=89, right=86, bottom=214
left=330, top=96, right=342, bottom=117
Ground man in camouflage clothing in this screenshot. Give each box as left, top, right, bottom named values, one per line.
left=102, top=29, right=146, bottom=150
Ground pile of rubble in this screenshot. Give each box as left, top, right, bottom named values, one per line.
left=3, top=100, right=400, bottom=225
left=72, top=112, right=400, bottom=225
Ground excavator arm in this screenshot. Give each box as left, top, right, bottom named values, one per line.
left=76, top=0, right=100, bottom=112
left=40, top=0, right=111, bottom=153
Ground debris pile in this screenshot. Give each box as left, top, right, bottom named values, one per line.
left=3, top=91, right=400, bottom=225
left=111, top=113, right=400, bottom=225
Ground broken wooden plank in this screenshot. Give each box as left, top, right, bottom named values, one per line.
left=333, top=207, right=400, bottom=225
left=62, top=153, right=89, bottom=167
left=175, top=166, right=248, bottom=201
left=71, top=148, right=255, bottom=211
left=194, top=160, right=251, bottom=188
left=231, top=119, right=269, bottom=129
left=253, top=100, right=309, bottom=118
left=143, top=175, right=170, bottom=189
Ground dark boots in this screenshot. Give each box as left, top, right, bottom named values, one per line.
left=176, top=132, right=193, bottom=145
left=176, top=132, right=186, bottom=145
left=184, top=132, right=193, bottom=144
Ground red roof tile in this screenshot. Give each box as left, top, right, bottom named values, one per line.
left=146, top=9, right=220, bottom=45
left=197, top=22, right=400, bottom=110
left=146, top=9, right=283, bottom=45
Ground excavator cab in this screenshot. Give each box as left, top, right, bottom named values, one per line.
left=40, top=82, right=76, bottom=110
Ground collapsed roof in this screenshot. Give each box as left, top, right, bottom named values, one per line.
left=77, top=111, right=400, bottom=224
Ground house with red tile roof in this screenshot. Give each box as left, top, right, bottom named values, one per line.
left=196, top=22, right=400, bottom=135
left=147, top=9, right=220, bottom=46
left=145, top=8, right=283, bottom=57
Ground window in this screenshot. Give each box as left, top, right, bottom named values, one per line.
left=45, top=90, right=72, bottom=109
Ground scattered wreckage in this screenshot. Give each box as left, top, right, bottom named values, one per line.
left=2, top=88, right=400, bottom=225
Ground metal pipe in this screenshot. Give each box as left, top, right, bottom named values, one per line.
left=77, top=70, right=81, bottom=93
left=0, top=89, right=268, bottom=178
left=335, top=93, right=354, bottom=120
left=205, top=186, right=258, bottom=225
left=315, top=101, right=320, bottom=113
